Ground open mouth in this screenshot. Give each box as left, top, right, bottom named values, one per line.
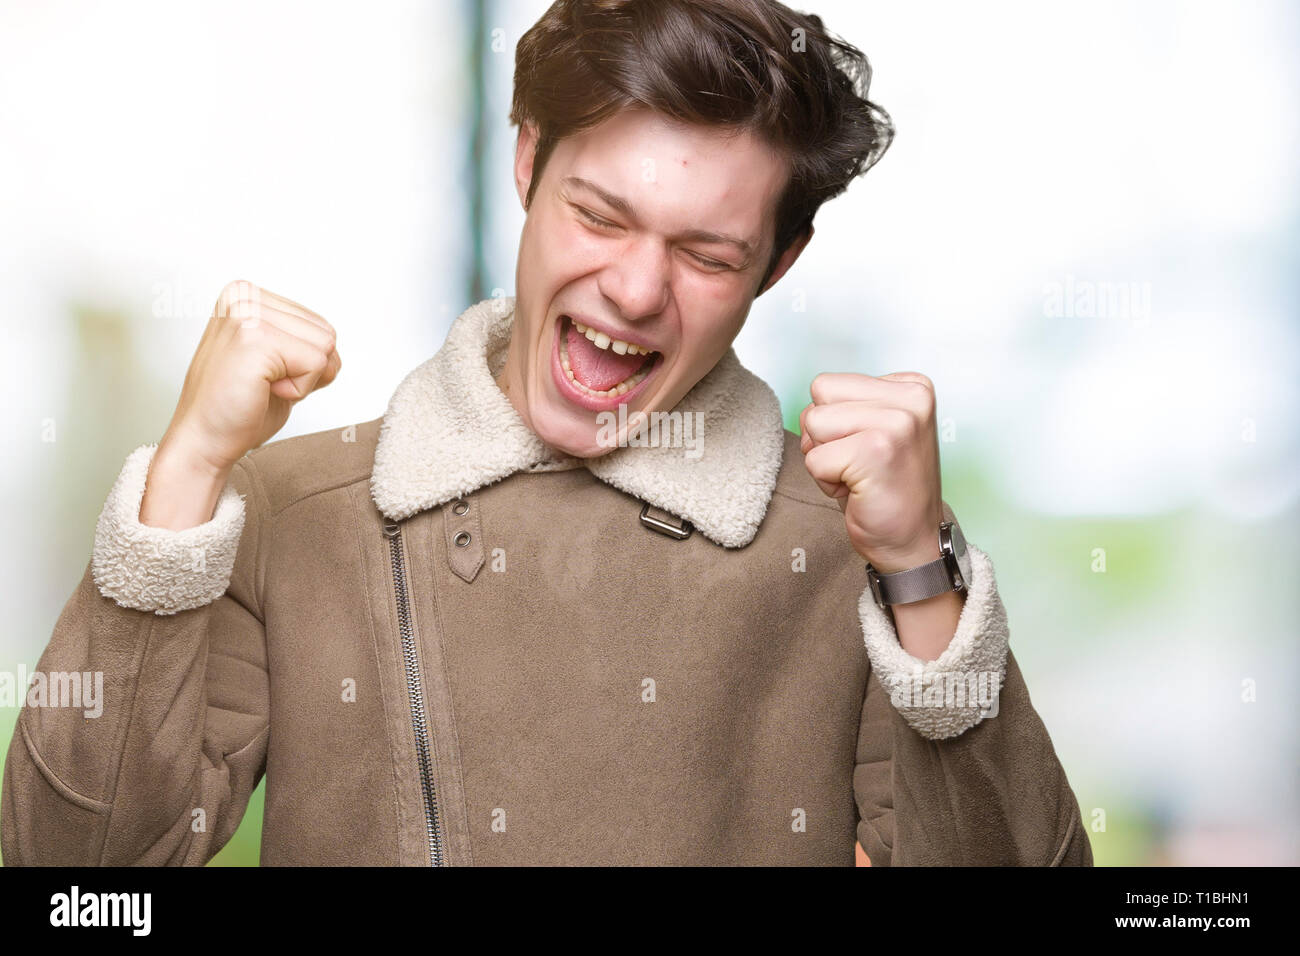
left=552, top=314, right=662, bottom=409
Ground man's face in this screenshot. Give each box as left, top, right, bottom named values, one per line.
left=497, top=107, right=811, bottom=458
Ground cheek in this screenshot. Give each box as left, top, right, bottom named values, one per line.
left=535, top=211, right=607, bottom=275
left=682, top=267, right=743, bottom=306
left=679, top=284, right=747, bottom=352
left=674, top=316, right=742, bottom=389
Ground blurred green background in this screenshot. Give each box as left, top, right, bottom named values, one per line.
left=1, top=0, right=1296, bottom=866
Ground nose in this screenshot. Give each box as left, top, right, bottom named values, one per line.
left=597, top=234, right=670, bottom=322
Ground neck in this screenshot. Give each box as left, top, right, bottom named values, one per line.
left=493, top=328, right=526, bottom=418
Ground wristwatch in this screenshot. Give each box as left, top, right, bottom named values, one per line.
left=866, top=520, right=972, bottom=608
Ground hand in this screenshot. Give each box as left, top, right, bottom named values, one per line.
left=140, top=281, right=341, bottom=529
left=162, top=280, right=342, bottom=473
left=799, top=371, right=945, bottom=573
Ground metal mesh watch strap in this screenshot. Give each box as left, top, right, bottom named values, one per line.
left=866, top=554, right=956, bottom=607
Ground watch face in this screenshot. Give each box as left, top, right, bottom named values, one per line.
left=942, top=521, right=973, bottom=590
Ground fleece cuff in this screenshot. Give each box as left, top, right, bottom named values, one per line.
left=91, top=444, right=246, bottom=616
left=858, top=541, right=1010, bottom=740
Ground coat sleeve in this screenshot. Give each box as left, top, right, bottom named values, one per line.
left=1, top=444, right=270, bottom=866
left=851, top=522, right=1093, bottom=866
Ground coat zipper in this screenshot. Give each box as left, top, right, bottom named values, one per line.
left=383, top=519, right=445, bottom=867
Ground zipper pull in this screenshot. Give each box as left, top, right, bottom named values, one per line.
left=383, top=519, right=401, bottom=538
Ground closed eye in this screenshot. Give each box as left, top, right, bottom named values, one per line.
left=687, top=252, right=731, bottom=271
left=574, top=205, right=619, bottom=230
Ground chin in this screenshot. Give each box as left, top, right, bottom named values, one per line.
left=527, top=398, right=618, bottom=460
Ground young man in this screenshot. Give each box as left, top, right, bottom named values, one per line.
left=2, top=0, right=1091, bottom=865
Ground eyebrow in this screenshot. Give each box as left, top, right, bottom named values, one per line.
left=561, top=175, right=756, bottom=262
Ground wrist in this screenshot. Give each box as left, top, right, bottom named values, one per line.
left=890, top=587, right=966, bottom=661
left=863, top=512, right=972, bottom=610
left=858, top=500, right=947, bottom=572
left=139, top=431, right=235, bottom=530
left=159, top=420, right=238, bottom=479
left=860, top=537, right=941, bottom=574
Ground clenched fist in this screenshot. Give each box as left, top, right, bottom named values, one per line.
left=140, top=281, right=341, bottom=529
left=799, top=371, right=946, bottom=574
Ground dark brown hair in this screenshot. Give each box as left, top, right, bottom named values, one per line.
left=510, top=0, right=894, bottom=291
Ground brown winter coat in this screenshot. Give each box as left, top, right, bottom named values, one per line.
left=1, top=297, right=1091, bottom=866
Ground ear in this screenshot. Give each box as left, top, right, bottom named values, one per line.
left=514, top=121, right=540, bottom=211
left=756, top=222, right=815, bottom=297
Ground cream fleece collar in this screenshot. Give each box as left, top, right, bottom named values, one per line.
left=369, top=296, right=786, bottom=548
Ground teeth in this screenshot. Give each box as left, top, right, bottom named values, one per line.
left=564, top=364, right=650, bottom=398
left=559, top=326, right=654, bottom=398
left=571, top=319, right=650, bottom=357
